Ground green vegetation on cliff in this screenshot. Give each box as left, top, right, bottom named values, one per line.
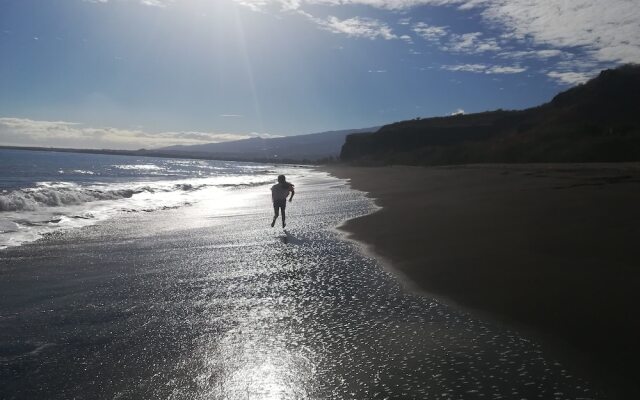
left=341, top=65, right=640, bottom=165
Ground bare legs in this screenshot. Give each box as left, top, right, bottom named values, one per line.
left=271, top=206, right=277, bottom=227
left=281, top=207, right=286, bottom=228
left=271, top=205, right=286, bottom=228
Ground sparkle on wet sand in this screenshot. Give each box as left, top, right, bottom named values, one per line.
left=0, top=170, right=597, bottom=399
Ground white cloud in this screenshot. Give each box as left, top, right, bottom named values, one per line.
left=499, top=49, right=565, bottom=60
left=451, top=108, right=465, bottom=115
left=321, top=16, right=397, bottom=40
left=232, top=0, right=272, bottom=11
left=543, top=58, right=602, bottom=85
left=486, top=65, right=526, bottom=74
left=231, top=0, right=453, bottom=10
left=412, top=22, right=448, bottom=41
left=478, top=0, right=640, bottom=64
left=250, top=132, right=284, bottom=139
left=229, top=0, right=497, bottom=14
left=443, top=31, right=500, bottom=53
left=442, top=63, right=526, bottom=74
left=399, top=34, right=413, bottom=44
left=105, top=0, right=638, bottom=65
left=546, top=71, right=594, bottom=86
left=140, top=0, right=169, bottom=6
left=85, top=0, right=170, bottom=6
left=0, top=118, right=257, bottom=150
left=413, top=23, right=501, bottom=54
left=93, top=0, right=638, bottom=85
left=442, top=63, right=486, bottom=73
left=234, top=0, right=639, bottom=81
left=105, top=0, right=639, bottom=64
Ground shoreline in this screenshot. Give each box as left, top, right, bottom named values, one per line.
left=3, top=168, right=602, bottom=399
left=1, top=166, right=617, bottom=398
left=323, top=163, right=640, bottom=398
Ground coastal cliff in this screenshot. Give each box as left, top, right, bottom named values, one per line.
left=341, top=65, right=640, bottom=165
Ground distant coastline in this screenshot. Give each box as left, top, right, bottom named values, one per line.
left=340, top=65, right=640, bottom=166
left=0, top=145, right=318, bottom=165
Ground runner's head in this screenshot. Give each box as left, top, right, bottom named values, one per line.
left=277, top=175, right=286, bottom=184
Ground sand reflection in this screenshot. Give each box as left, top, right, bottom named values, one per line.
left=191, top=294, right=316, bottom=399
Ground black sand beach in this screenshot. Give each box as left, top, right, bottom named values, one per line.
left=1, top=169, right=602, bottom=399
left=325, top=163, right=640, bottom=398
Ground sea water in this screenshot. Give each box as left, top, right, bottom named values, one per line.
left=0, top=149, right=275, bottom=249
left=0, top=149, right=599, bottom=399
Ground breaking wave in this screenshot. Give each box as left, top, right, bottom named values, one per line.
left=0, top=183, right=208, bottom=212
left=0, top=176, right=276, bottom=249
left=0, top=151, right=282, bottom=249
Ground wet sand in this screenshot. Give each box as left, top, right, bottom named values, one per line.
left=1, top=169, right=600, bottom=399
left=324, top=163, right=640, bottom=398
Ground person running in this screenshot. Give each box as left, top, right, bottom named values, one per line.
left=271, top=174, right=294, bottom=228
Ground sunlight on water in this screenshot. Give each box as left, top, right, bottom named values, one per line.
left=1, top=168, right=599, bottom=399
left=0, top=150, right=277, bottom=249
left=217, top=333, right=314, bottom=399
left=186, top=294, right=317, bottom=399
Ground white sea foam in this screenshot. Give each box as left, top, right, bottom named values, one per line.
left=0, top=174, right=274, bottom=249
left=113, top=164, right=163, bottom=171
left=0, top=219, right=19, bottom=233
left=0, top=183, right=143, bottom=212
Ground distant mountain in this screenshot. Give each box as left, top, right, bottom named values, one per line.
left=341, top=65, right=640, bottom=165
left=160, top=127, right=379, bottom=162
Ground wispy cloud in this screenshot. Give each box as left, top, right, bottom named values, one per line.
left=479, top=0, right=640, bottom=64
left=232, top=1, right=479, bottom=11
left=233, top=0, right=639, bottom=82
left=487, top=65, right=527, bottom=74
left=232, top=0, right=271, bottom=11
left=141, top=0, right=168, bottom=5
left=546, top=71, right=594, bottom=85
left=220, top=114, right=243, bottom=118
left=498, top=49, right=565, bottom=60
left=320, top=16, right=397, bottom=40
left=412, top=22, right=448, bottom=42
left=102, top=0, right=639, bottom=65
left=443, top=32, right=500, bottom=53
left=0, top=118, right=258, bottom=150
left=399, top=34, right=413, bottom=44
left=413, top=23, right=500, bottom=54
left=91, top=0, right=638, bottom=87
left=249, top=132, right=284, bottom=139
left=85, top=0, right=170, bottom=6
left=442, top=63, right=527, bottom=74
left=101, top=0, right=638, bottom=65
left=442, top=63, right=485, bottom=73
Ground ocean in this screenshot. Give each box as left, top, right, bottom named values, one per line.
left=0, top=149, right=276, bottom=249
left=0, top=150, right=598, bottom=399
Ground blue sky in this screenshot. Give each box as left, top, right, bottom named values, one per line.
left=0, top=0, right=638, bottom=149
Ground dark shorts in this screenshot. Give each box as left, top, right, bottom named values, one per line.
left=273, top=199, right=287, bottom=209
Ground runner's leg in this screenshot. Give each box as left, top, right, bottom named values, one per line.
left=281, top=205, right=286, bottom=228
left=271, top=204, right=279, bottom=227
